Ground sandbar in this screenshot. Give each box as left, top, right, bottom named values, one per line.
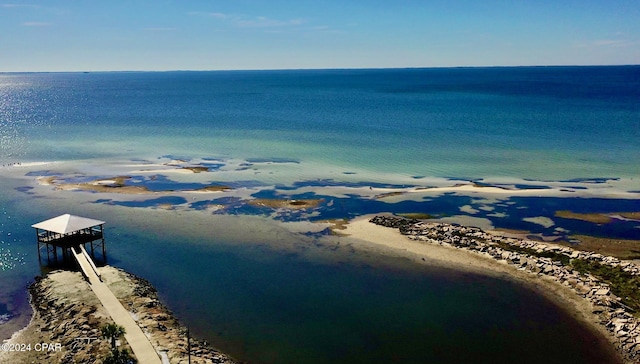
left=343, top=215, right=565, bottom=279
left=556, top=210, right=640, bottom=224
left=37, top=175, right=231, bottom=194
left=248, top=198, right=324, bottom=209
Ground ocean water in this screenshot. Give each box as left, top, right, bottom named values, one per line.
left=2, top=67, right=639, bottom=179
left=1, top=66, right=639, bottom=363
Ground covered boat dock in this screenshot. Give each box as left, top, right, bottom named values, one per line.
left=32, top=213, right=106, bottom=265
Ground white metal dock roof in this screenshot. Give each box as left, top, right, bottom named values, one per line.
left=32, top=214, right=105, bottom=234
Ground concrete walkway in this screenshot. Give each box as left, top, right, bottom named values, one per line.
left=72, top=247, right=162, bottom=364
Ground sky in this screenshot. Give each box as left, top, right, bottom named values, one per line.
left=1, top=0, right=639, bottom=72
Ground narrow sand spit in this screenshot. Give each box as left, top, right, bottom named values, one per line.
left=342, top=214, right=628, bottom=363
left=343, top=215, right=549, bottom=275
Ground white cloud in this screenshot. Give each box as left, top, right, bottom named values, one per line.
left=1, top=3, right=39, bottom=9
left=145, top=27, right=177, bottom=32
left=189, top=10, right=305, bottom=29
left=22, top=21, right=51, bottom=27
left=235, top=16, right=304, bottom=28
left=576, top=38, right=640, bottom=49
left=594, top=39, right=627, bottom=47
left=188, top=11, right=228, bottom=19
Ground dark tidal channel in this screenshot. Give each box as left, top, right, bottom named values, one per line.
left=110, top=231, right=620, bottom=364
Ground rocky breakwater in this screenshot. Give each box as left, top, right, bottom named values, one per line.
left=1, top=266, right=237, bottom=364
left=370, top=215, right=640, bottom=364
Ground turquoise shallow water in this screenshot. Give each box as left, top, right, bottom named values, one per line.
left=1, top=67, right=638, bottom=363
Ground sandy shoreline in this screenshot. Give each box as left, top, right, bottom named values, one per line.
left=343, top=215, right=520, bottom=274
left=341, top=214, right=634, bottom=363
left=342, top=215, right=608, bottom=318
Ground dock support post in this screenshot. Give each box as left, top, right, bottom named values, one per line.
left=36, top=228, right=41, bottom=263
left=101, top=224, right=106, bottom=263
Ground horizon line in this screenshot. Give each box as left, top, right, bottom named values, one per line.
left=1, top=63, right=639, bottom=74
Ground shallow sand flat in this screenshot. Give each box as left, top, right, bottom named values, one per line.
left=14, top=159, right=640, bottom=208
left=341, top=214, right=622, bottom=361
left=343, top=215, right=529, bottom=274
left=2, top=161, right=59, bottom=168
left=129, top=168, right=196, bottom=174
left=376, top=183, right=640, bottom=204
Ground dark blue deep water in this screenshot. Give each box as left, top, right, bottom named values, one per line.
left=107, top=219, right=621, bottom=364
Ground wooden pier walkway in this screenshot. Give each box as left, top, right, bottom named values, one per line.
left=71, top=247, right=162, bottom=364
